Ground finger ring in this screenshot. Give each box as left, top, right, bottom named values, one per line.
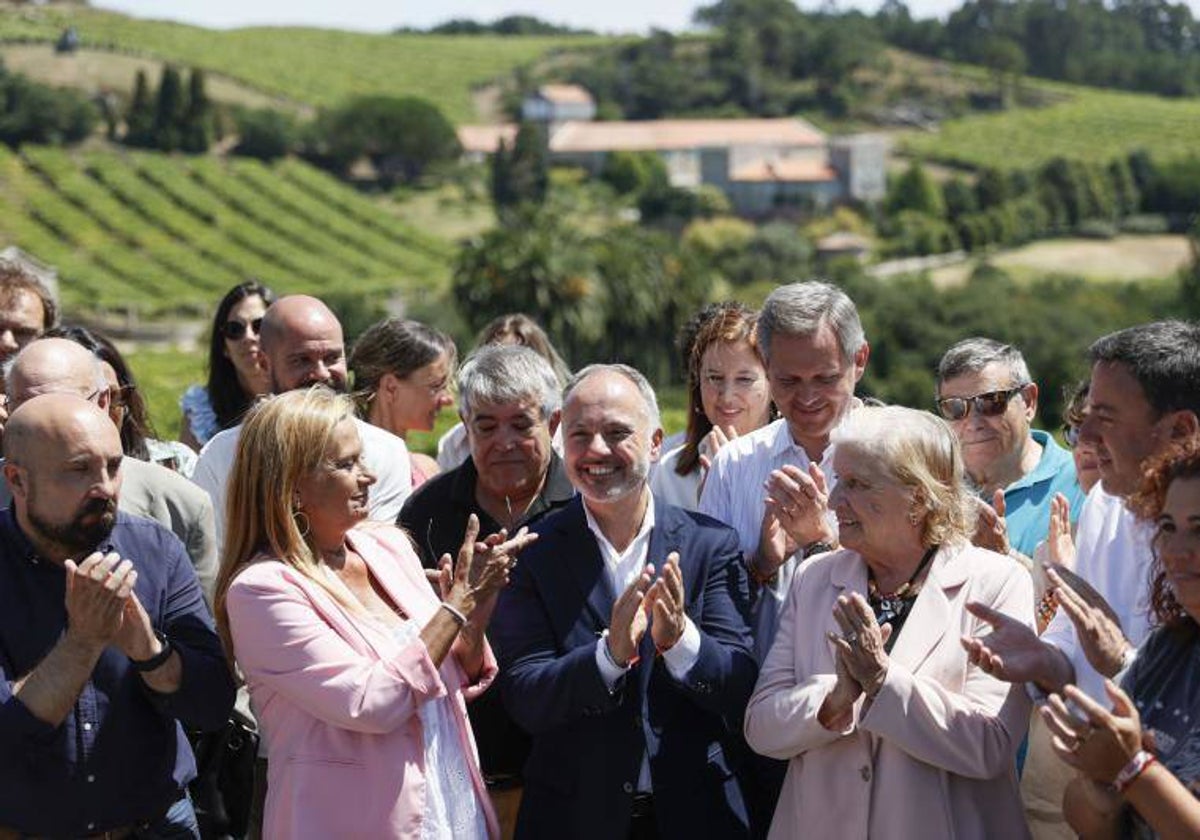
left=843, top=630, right=859, bottom=645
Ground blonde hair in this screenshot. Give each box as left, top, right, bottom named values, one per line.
left=831, top=405, right=976, bottom=547
left=214, top=386, right=361, bottom=660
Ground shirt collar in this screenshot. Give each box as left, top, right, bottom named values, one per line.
left=1006, top=429, right=1069, bottom=493
left=582, top=492, right=656, bottom=560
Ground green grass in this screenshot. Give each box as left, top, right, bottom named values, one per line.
left=0, top=145, right=450, bottom=318
left=0, top=5, right=607, bottom=121
left=900, top=83, right=1200, bottom=168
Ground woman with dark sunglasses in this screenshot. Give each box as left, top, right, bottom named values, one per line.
left=180, top=281, right=276, bottom=451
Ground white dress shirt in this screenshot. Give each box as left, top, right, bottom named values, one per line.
left=1040, top=483, right=1155, bottom=700
left=698, top=417, right=839, bottom=662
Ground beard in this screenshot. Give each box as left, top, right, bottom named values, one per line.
left=27, top=496, right=118, bottom=557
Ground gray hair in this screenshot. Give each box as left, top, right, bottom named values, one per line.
left=564, top=363, right=661, bottom=432
left=757, top=281, right=865, bottom=365
left=937, top=337, right=1031, bottom=388
left=1089, top=320, right=1200, bottom=419
left=832, top=405, right=976, bottom=547
left=457, top=344, right=562, bottom=420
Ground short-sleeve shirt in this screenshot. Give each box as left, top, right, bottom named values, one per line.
left=1121, top=624, right=1200, bottom=838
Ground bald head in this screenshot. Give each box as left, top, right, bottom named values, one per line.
left=4, top=394, right=123, bottom=558
left=259, top=295, right=348, bottom=393
left=5, top=393, right=118, bottom=465
left=7, top=337, right=105, bottom=410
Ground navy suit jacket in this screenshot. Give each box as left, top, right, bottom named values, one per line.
left=491, top=494, right=758, bottom=840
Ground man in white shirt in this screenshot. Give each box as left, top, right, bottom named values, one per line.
left=491, top=364, right=758, bottom=839
left=961, top=320, right=1200, bottom=837
left=192, top=295, right=411, bottom=551
left=699, top=281, right=869, bottom=662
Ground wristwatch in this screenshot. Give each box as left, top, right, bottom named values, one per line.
left=130, top=630, right=174, bottom=672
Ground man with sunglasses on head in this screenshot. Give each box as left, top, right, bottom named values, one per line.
left=936, top=337, right=1086, bottom=558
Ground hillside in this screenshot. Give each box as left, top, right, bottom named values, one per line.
left=0, top=145, right=451, bottom=318
left=0, top=4, right=606, bottom=121
left=899, top=80, right=1200, bottom=169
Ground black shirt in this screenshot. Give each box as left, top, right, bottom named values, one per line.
left=397, top=452, right=575, bottom=780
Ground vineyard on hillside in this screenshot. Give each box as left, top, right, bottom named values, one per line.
left=0, top=5, right=601, bottom=120
left=900, top=83, right=1200, bottom=169
left=0, top=146, right=451, bottom=318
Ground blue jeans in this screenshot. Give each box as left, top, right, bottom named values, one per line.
left=133, top=794, right=201, bottom=840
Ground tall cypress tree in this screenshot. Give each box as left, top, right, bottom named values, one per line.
left=124, top=69, right=155, bottom=148
left=153, top=65, right=185, bottom=151
left=180, top=68, right=211, bottom=153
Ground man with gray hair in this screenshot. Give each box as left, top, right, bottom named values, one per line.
left=397, top=342, right=573, bottom=830
left=492, top=363, right=756, bottom=839
left=935, top=337, right=1085, bottom=557
left=700, top=280, right=870, bottom=661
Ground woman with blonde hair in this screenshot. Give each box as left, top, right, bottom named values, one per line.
left=215, top=387, right=534, bottom=838
left=745, top=405, right=1034, bottom=839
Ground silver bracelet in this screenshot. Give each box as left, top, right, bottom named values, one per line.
left=439, top=601, right=468, bottom=626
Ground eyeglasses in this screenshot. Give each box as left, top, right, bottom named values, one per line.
left=1062, top=424, right=1080, bottom=449
left=936, top=384, right=1029, bottom=422
left=222, top=318, right=263, bottom=341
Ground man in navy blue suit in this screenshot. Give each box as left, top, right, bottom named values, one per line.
left=491, top=363, right=759, bottom=840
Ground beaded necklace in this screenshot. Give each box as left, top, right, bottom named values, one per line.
left=867, top=544, right=938, bottom=651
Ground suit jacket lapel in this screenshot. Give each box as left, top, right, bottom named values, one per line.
left=888, top=544, right=968, bottom=673
left=559, top=498, right=617, bottom=630
left=638, top=501, right=685, bottom=693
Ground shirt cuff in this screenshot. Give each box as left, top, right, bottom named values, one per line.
left=595, top=633, right=630, bottom=692
left=661, top=617, right=701, bottom=680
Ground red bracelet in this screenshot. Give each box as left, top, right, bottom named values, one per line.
left=1114, top=750, right=1157, bottom=794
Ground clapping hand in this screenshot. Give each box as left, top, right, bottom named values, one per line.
left=961, top=601, right=1070, bottom=691
left=1041, top=680, right=1145, bottom=784
left=765, top=463, right=834, bottom=549
left=645, top=552, right=686, bottom=652
left=827, top=593, right=891, bottom=698
left=443, top=514, right=537, bottom=619
left=1046, top=566, right=1131, bottom=679
left=972, top=490, right=1011, bottom=556
left=64, top=551, right=137, bottom=649
left=607, top=564, right=654, bottom=667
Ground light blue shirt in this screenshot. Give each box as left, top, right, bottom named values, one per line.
left=1002, top=429, right=1086, bottom=556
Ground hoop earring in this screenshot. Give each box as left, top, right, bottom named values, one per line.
left=293, top=510, right=310, bottom=539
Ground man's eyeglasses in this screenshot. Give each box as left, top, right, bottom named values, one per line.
left=222, top=318, right=263, bottom=341
left=936, top=384, right=1029, bottom=422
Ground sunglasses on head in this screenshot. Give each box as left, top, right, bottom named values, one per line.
left=222, top=317, right=263, bottom=341
left=936, top=384, right=1028, bottom=422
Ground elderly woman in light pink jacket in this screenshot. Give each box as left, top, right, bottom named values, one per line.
left=215, top=388, right=534, bottom=839
left=745, top=406, right=1033, bottom=839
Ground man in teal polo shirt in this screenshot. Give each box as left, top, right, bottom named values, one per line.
left=936, top=337, right=1085, bottom=556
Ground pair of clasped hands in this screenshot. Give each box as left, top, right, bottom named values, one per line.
left=65, top=551, right=162, bottom=663
left=604, top=554, right=688, bottom=668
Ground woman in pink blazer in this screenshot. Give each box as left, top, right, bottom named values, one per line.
left=745, top=406, right=1034, bottom=839
left=214, top=388, right=533, bottom=839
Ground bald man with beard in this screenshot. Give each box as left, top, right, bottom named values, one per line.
left=0, top=338, right=219, bottom=602
left=192, top=295, right=412, bottom=552
left=0, top=395, right=233, bottom=837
